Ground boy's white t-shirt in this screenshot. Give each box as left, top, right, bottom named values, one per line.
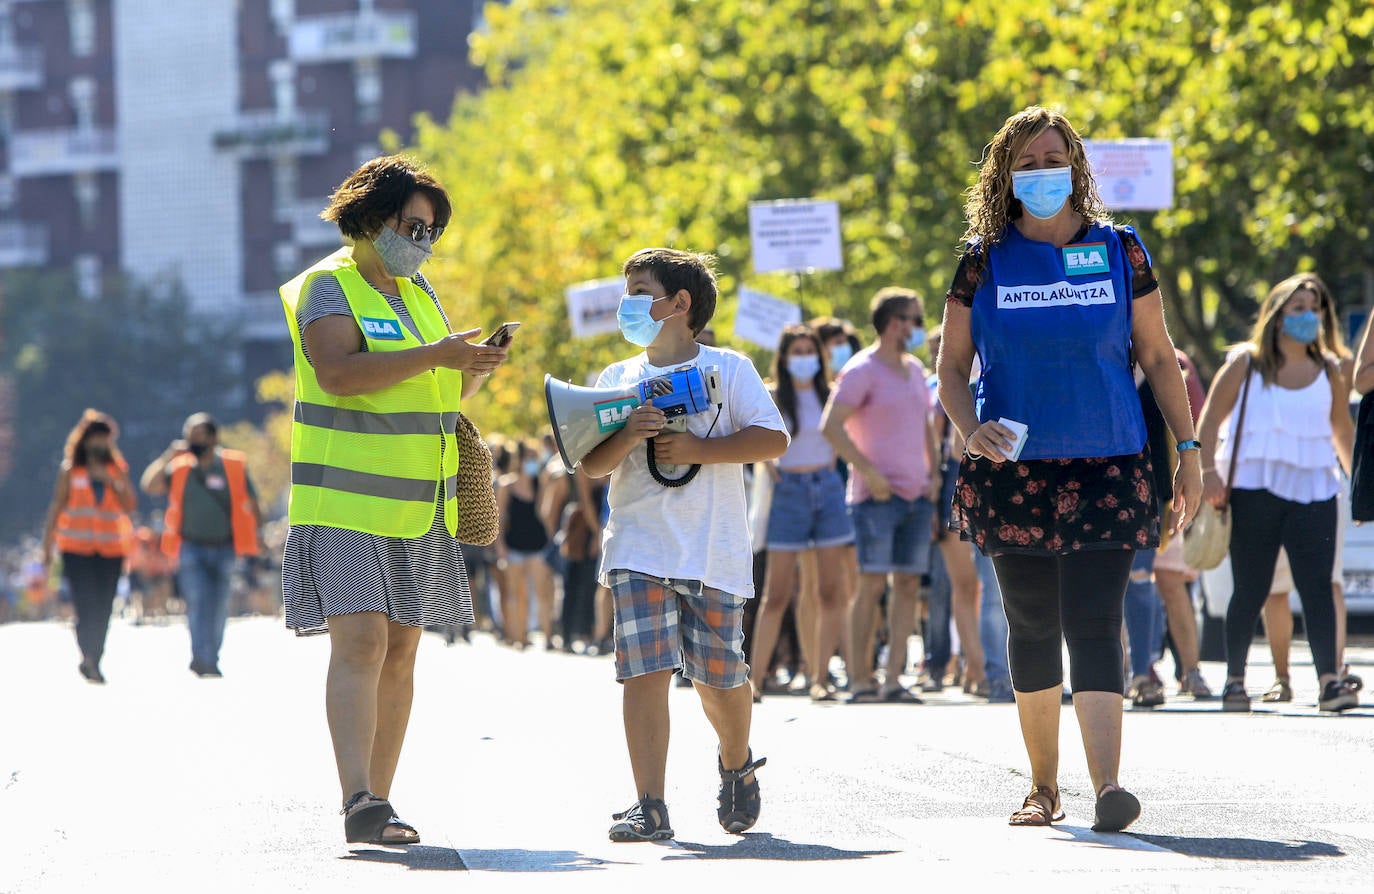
left=594, top=344, right=787, bottom=598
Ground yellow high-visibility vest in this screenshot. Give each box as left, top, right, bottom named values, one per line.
left=279, top=248, right=462, bottom=538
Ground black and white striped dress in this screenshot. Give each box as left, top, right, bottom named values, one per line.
left=282, top=272, right=474, bottom=636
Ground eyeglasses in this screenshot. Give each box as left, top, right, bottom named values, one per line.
left=399, top=217, right=444, bottom=244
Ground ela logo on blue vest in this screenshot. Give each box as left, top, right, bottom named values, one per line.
left=1062, top=242, right=1110, bottom=276
left=360, top=316, right=405, bottom=340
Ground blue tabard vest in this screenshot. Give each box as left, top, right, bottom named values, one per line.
left=969, top=222, right=1147, bottom=460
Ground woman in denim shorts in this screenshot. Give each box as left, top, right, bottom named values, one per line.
left=748, top=325, right=855, bottom=702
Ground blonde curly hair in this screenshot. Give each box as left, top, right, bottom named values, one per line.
left=961, top=106, right=1110, bottom=246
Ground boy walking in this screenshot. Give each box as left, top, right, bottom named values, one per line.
left=582, top=248, right=789, bottom=841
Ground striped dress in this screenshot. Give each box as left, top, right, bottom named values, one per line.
left=282, top=272, right=474, bottom=636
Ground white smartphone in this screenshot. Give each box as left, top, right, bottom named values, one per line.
left=482, top=321, right=521, bottom=347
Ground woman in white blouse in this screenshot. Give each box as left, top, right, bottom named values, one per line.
left=1196, top=273, right=1355, bottom=712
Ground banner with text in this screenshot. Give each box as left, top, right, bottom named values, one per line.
left=734, top=286, right=801, bottom=349
left=565, top=277, right=625, bottom=338
left=748, top=199, right=843, bottom=274
left=1083, top=139, right=1174, bottom=211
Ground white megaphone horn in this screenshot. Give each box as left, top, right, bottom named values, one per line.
left=544, top=376, right=642, bottom=472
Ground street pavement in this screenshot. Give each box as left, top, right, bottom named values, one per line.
left=2, top=615, right=1372, bottom=893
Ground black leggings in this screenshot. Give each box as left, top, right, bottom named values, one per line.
left=1225, top=488, right=1338, bottom=680
left=62, top=552, right=124, bottom=665
left=991, top=550, right=1135, bottom=694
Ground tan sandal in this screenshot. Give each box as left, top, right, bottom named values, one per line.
left=1009, top=785, right=1064, bottom=826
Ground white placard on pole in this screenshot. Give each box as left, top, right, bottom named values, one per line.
left=1083, top=139, right=1174, bottom=211
left=565, top=276, right=625, bottom=338
left=748, top=199, right=843, bottom=274
left=734, top=286, right=802, bottom=350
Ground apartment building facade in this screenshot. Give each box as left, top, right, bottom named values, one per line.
left=0, top=0, right=484, bottom=407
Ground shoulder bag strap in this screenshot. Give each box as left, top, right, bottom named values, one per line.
left=1223, top=353, right=1254, bottom=508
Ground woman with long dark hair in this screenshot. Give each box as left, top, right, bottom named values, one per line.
left=748, top=324, right=855, bottom=702
left=41, top=409, right=137, bottom=683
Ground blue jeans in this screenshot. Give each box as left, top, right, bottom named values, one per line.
left=925, top=545, right=952, bottom=672
left=1123, top=548, right=1164, bottom=678
left=976, top=550, right=1010, bottom=683
left=178, top=542, right=237, bottom=669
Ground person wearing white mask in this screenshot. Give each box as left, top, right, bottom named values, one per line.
left=748, top=325, right=856, bottom=703
left=277, top=155, right=508, bottom=845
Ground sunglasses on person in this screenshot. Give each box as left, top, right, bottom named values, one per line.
left=399, top=216, right=445, bottom=244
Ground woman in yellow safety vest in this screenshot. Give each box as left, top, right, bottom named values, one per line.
left=41, top=409, right=136, bottom=684
left=279, top=155, right=510, bottom=846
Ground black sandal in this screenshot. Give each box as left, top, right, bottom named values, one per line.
left=717, top=750, right=767, bottom=833
left=378, top=812, right=421, bottom=845
left=609, top=795, right=674, bottom=842
left=341, top=790, right=394, bottom=844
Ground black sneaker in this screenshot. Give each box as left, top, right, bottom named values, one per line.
left=1221, top=680, right=1250, bottom=712
left=609, top=796, right=674, bottom=842
left=1319, top=679, right=1359, bottom=713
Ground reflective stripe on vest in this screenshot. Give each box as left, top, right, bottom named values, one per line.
left=279, top=248, right=462, bottom=538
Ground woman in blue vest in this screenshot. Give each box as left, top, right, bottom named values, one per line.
left=937, top=107, right=1202, bottom=833
left=279, top=156, right=510, bottom=845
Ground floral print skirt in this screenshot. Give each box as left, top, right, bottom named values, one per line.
left=949, top=449, right=1160, bottom=557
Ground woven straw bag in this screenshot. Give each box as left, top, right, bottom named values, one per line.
left=1182, top=354, right=1253, bottom=570
left=454, top=411, right=499, bottom=546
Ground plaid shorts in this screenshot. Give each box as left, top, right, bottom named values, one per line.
left=607, top=568, right=748, bottom=689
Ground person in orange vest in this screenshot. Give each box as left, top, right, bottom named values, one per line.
left=140, top=412, right=263, bottom=677
left=41, top=409, right=137, bottom=684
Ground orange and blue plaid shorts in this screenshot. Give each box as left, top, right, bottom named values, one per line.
left=607, top=568, right=748, bottom=689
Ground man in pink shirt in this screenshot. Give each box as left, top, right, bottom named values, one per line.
left=822, top=287, right=940, bottom=703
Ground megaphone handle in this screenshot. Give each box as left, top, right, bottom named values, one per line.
left=647, top=439, right=700, bottom=488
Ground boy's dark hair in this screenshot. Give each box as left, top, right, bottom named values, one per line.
left=869, top=287, right=923, bottom=336
left=322, top=155, right=452, bottom=242
left=622, top=248, right=718, bottom=336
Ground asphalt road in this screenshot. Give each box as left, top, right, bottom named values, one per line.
left=2, top=616, right=1372, bottom=893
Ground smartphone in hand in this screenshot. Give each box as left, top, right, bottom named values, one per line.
left=482, top=321, right=521, bottom=347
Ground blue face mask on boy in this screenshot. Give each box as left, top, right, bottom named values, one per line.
left=1012, top=167, right=1074, bottom=220
left=828, top=342, right=853, bottom=372
left=617, top=294, right=676, bottom=347
left=1281, top=310, right=1320, bottom=344
left=906, top=327, right=927, bottom=352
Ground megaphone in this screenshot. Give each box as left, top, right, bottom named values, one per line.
left=545, top=365, right=723, bottom=486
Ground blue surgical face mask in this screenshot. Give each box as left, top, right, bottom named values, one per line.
left=828, top=342, right=853, bottom=372
left=1281, top=310, right=1320, bottom=344
left=786, top=354, right=821, bottom=381
left=522, top=458, right=542, bottom=477
left=373, top=223, right=432, bottom=278
left=906, top=327, right=927, bottom=352
left=1012, top=167, right=1074, bottom=220
left=616, top=294, right=675, bottom=348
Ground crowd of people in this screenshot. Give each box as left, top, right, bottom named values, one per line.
left=13, top=114, right=1367, bottom=846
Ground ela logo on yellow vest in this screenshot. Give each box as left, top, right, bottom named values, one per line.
left=1062, top=242, right=1109, bottom=276
left=361, top=316, right=405, bottom=340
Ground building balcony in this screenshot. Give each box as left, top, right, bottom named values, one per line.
left=240, top=290, right=289, bottom=341
left=213, top=109, right=330, bottom=159
left=0, top=220, right=48, bottom=267
left=288, top=10, right=416, bottom=64
left=284, top=198, right=341, bottom=248
left=8, top=127, right=117, bottom=178
left=0, top=43, right=43, bottom=91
